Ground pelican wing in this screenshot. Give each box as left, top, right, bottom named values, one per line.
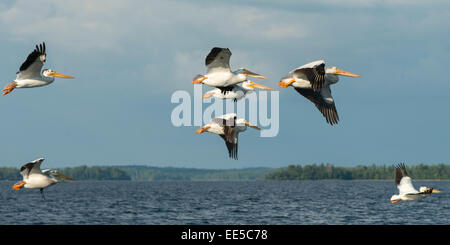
left=220, top=131, right=238, bottom=160
left=294, top=87, right=339, bottom=125
left=41, top=169, right=56, bottom=175
left=205, top=47, right=232, bottom=73
left=216, top=85, right=235, bottom=95
left=204, top=85, right=246, bottom=101
left=292, top=60, right=325, bottom=92
left=19, top=158, right=45, bottom=178
left=42, top=169, right=75, bottom=180
left=213, top=116, right=238, bottom=160
left=211, top=113, right=237, bottom=124
left=395, top=163, right=419, bottom=195
left=395, top=163, right=408, bottom=186
left=16, top=42, right=46, bottom=80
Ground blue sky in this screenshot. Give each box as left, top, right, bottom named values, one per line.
left=0, top=0, right=449, bottom=169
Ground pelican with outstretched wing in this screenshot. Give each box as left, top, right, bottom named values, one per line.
left=12, top=158, right=75, bottom=199
left=278, top=60, right=360, bottom=125
left=195, top=113, right=260, bottom=160
left=390, top=163, right=442, bottom=203
left=192, top=47, right=267, bottom=94
left=2, top=42, right=74, bottom=95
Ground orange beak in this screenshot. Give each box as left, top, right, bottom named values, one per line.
left=432, top=189, right=442, bottom=193
left=391, top=199, right=400, bottom=204
left=192, top=76, right=207, bottom=84
left=278, top=79, right=295, bottom=88
left=201, top=92, right=215, bottom=99
left=53, top=173, right=75, bottom=181
left=47, top=71, right=75, bottom=79
left=334, top=68, right=361, bottom=77
left=244, top=120, right=261, bottom=130
left=249, top=81, right=273, bottom=90
left=195, top=126, right=211, bottom=134
left=241, top=69, right=268, bottom=79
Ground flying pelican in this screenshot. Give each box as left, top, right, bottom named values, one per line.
left=195, top=113, right=260, bottom=160
left=192, top=47, right=267, bottom=94
left=2, top=42, right=74, bottom=95
left=201, top=80, right=273, bottom=102
left=278, top=60, right=360, bottom=125
left=390, top=163, right=442, bottom=204
left=12, top=158, right=75, bottom=199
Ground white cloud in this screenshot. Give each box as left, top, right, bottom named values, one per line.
left=0, top=0, right=449, bottom=93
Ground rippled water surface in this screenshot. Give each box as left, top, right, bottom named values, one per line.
left=1, top=180, right=449, bottom=225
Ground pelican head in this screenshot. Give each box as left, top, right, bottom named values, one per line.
left=278, top=75, right=295, bottom=88
left=195, top=125, right=211, bottom=134
left=12, top=181, right=26, bottom=190
left=390, top=195, right=403, bottom=203
left=42, top=69, right=74, bottom=79
left=242, top=80, right=273, bottom=91
left=324, top=66, right=360, bottom=85
left=236, top=118, right=261, bottom=131
left=419, top=186, right=442, bottom=194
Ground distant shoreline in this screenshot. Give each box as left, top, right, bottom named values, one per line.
left=1, top=163, right=449, bottom=181
left=3, top=179, right=449, bottom=181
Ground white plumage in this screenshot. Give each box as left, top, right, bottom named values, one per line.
left=390, top=163, right=442, bottom=203
left=201, top=80, right=273, bottom=101
left=2, top=42, right=74, bottom=95
left=278, top=60, right=360, bottom=125
left=195, top=113, right=260, bottom=160
left=192, top=47, right=267, bottom=94
left=12, top=158, right=75, bottom=199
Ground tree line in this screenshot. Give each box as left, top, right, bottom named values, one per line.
left=265, top=163, right=450, bottom=180
left=0, top=166, right=131, bottom=181
left=116, top=166, right=273, bottom=181
left=1, top=164, right=449, bottom=181
left=0, top=165, right=271, bottom=181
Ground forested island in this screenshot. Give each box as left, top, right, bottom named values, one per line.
left=0, top=165, right=273, bottom=181
left=0, top=163, right=449, bottom=181
left=0, top=166, right=131, bottom=181
left=265, top=164, right=450, bottom=180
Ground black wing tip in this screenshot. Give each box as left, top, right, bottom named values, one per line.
left=19, top=42, right=47, bottom=72
left=294, top=87, right=339, bottom=125
left=20, top=161, right=33, bottom=170
left=35, top=42, right=46, bottom=54
left=319, top=103, right=339, bottom=125
left=228, top=146, right=238, bottom=160
left=19, top=165, right=27, bottom=172
left=211, top=47, right=225, bottom=52
left=324, top=108, right=339, bottom=125
left=395, top=163, right=407, bottom=170
left=317, top=62, right=325, bottom=72
left=217, top=86, right=234, bottom=94
left=205, top=47, right=230, bottom=66
left=19, top=158, right=44, bottom=171
left=394, top=163, right=408, bottom=183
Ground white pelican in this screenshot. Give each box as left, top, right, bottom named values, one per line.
left=195, top=113, right=260, bottom=160
left=201, top=80, right=273, bottom=102
left=12, top=158, right=75, bottom=199
left=192, top=47, right=267, bottom=94
left=2, top=42, right=74, bottom=95
left=278, top=60, right=360, bottom=125
left=390, top=163, right=442, bottom=204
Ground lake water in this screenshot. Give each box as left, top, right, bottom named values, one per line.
left=1, top=180, right=449, bottom=225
